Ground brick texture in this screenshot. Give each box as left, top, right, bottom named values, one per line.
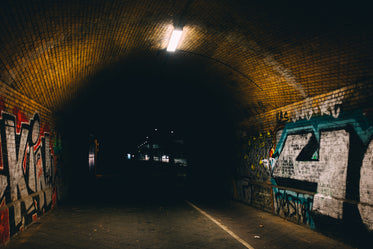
left=0, top=1, right=372, bottom=116
left=0, top=79, right=57, bottom=245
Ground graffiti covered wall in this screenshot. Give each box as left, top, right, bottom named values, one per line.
left=0, top=86, right=59, bottom=245
left=234, top=83, right=373, bottom=246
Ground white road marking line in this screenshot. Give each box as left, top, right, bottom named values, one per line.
left=185, top=200, right=255, bottom=249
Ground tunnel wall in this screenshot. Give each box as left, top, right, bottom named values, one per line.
left=0, top=80, right=61, bottom=245
left=234, top=81, right=373, bottom=246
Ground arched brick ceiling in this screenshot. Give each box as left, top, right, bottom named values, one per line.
left=0, top=0, right=372, bottom=118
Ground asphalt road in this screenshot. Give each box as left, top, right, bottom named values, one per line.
left=2, top=198, right=355, bottom=249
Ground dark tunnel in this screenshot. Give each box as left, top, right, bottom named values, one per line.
left=57, top=52, right=240, bottom=202
left=0, top=0, right=372, bottom=248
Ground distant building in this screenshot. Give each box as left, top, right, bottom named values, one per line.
left=129, top=129, right=188, bottom=167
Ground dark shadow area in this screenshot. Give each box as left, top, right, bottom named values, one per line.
left=56, top=51, right=241, bottom=204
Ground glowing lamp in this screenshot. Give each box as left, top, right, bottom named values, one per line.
left=167, top=29, right=183, bottom=52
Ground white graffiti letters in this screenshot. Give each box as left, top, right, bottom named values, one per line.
left=274, top=127, right=373, bottom=230
left=4, top=116, right=30, bottom=202
left=0, top=112, right=54, bottom=227
left=290, top=94, right=344, bottom=122
left=273, top=130, right=350, bottom=219
left=358, top=140, right=373, bottom=230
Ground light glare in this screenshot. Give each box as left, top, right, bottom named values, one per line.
left=167, top=29, right=183, bottom=52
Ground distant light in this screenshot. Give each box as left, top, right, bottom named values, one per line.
left=127, top=153, right=131, bottom=160
left=162, top=155, right=170, bottom=163
left=171, top=130, right=174, bottom=134
left=167, top=29, right=183, bottom=52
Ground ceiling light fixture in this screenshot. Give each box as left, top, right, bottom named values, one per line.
left=167, top=28, right=183, bottom=52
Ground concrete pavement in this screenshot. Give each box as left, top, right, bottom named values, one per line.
left=2, top=198, right=356, bottom=249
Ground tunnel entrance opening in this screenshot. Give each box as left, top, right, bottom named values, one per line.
left=57, top=53, right=241, bottom=203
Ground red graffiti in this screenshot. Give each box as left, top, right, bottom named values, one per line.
left=34, top=123, right=50, bottom=150
left=0, top=200, right=10, bottom=245
left=52, top=189, right=57, bottom=210
left=269, top=147, right=275, bottom=158
left=12, top=107, right=28, bottom=134
left=37, top=157, right=43, bottom=178
left=0, top=97, right=4, bottom=170
left=42, top=124, right=50, bottom=134
left=23, top=146, right=28, bottom=173
left=0, top=97, right=4, bottom=113
left=32, top=214, right=37, bottom=223
left=0, top=100, right=59, bottom=244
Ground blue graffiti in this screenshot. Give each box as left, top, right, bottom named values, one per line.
left=274, top=110, right=373, bottom=158
left=271, top=178, right=316, bottom=229
left=270, top=110, right=373, bottom=232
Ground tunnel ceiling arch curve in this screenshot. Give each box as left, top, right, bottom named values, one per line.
left=0, top=0, right=372, bottom=122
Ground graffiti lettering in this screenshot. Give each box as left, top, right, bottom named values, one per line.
left=0, top=110, right=56, bottom=243
left=276, top=111, right=289, bottom=123
left=273, top=130, right=349, bottom=219
left=358, top=140, right=373, bottom=230
left=289, top=94, right=344, bottom=122
left=272, top=114, right=373, bottom=230
left=272, top=187, right=314, bottom=228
